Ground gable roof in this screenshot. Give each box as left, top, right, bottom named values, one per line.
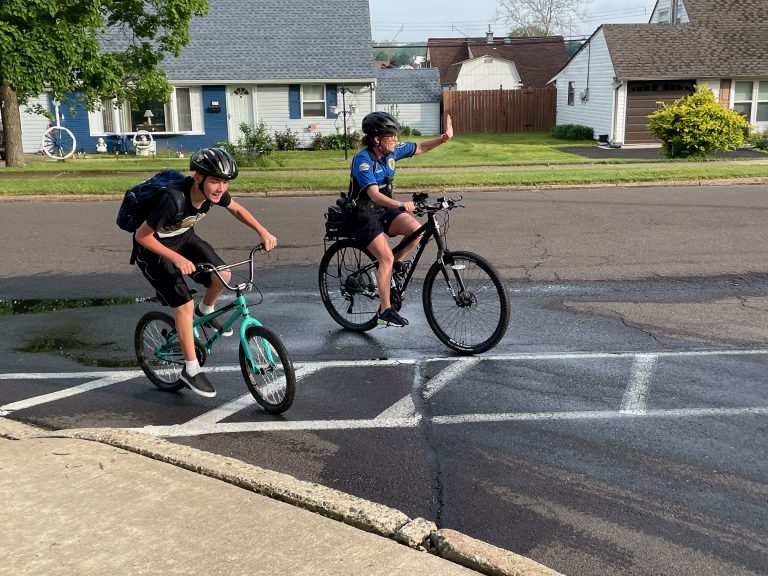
left=427, top=36, right=567, bottom=88
left=601, top=0, right=768, bottom=80
left=160, top=0, right=374, bottom=83
left=375, top=68, right=442, bottom=104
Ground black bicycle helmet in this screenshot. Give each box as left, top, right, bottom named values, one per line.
left=190, top=147, right=239, bottom=180
left=362, top=111, right=401, bottom=136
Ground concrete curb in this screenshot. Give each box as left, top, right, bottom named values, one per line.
left=0, top=417, right=562, bottom=576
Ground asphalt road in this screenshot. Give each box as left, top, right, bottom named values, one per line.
left=1, top=185, right=767, bottom=575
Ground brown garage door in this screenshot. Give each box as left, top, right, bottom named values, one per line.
left=625, top=80, right=695, bottom=144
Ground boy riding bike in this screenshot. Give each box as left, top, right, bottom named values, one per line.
left=132, top=147, right=277, bottom=398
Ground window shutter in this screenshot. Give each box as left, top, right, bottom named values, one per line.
left=326, top=84, right=338, bottom=119
left=289, top=84, right=301, bottom=119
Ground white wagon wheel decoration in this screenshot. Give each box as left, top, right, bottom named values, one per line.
left=41, top=125, right=77, bottom=160
left=133, top=130, right=154, bottom=151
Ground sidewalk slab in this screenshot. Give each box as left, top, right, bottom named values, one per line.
left=0, top=418, right=564, bottom=576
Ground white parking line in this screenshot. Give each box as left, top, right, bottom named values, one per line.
left=2, top=350, right=767, bottom=434
left=0, top=374, right=138, bottom=415
left=620, top=354, right=658, bottom=414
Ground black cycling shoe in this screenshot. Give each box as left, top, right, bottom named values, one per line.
left=180, top=368, right=216, bottom=398
left=377, top=307, right=409, bottom=327
left=195, top=304, right=233, bottom=336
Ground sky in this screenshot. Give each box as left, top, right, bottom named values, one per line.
left=369, top=0, right=658, bottom=43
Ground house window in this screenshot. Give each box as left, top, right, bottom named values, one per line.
left=133, top=100, right=167, bottom=132
left=733, top=81, right=754, bottom=120
left=757, top=83, right=768, bottom=122
left=101, top=99, right=115, bottom=132
left=657, top=9, right=670, bottom=23
left=95, top=88, right=199, bottom=134
left=302, top=84, right=326, bottom=117
left=175, top=88, right=192, bottom=131
left=567, top=82, right=575, bottom=106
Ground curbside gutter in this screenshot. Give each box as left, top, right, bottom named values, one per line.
left=0, top=416, right=563, bottom=576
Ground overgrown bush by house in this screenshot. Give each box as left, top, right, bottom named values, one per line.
left=747, top=128, right=768, bottom=151
left=400, top=125, right=422, bottom=137
left=310, top=131, right=361, bottom=151
left=215, top=121, right=277, bottom=167
left=647, top=86, right=748, bottom=158
left=274, top=127, right=300, bottom=151
left=551, top=124, right=594, bottom=140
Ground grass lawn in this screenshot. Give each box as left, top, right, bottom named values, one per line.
left=1, top=132, right=765, bottom=197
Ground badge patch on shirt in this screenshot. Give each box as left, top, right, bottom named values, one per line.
left=388, top=158, right=396, bottom=170
left=359, top=162, right=370, bottom=172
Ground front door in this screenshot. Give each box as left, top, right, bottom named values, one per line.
left=228, top=86, right=254, bottom=142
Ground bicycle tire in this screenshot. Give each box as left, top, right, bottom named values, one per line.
left=422, top=251, right=510, bottom=355
left=41, top=126, right=76, bottom=160
left=318, top=238, right=379, bottom=331
left=134, top=311, right=185, bottom=391
left=239, top=325, right=296, bottom=414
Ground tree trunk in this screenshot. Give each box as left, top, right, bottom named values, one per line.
left=0, top=82, right=26, bottom=168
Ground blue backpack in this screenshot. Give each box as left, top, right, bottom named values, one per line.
left=116, top=169, right=189, bottom=232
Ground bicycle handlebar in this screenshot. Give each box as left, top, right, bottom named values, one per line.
left=411, top=192, right=464, bottom=217
left=196, top=244, right=264, bottom=292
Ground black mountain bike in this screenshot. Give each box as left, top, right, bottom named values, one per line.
left=319, top=193, right=510, bottom=355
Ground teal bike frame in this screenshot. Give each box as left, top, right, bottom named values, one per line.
left=153, top=246, right=275, bottom=373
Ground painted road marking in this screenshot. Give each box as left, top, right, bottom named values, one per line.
left=620, top=354, right=658, bottom=414
left=1, top=351, right=767, bottom=435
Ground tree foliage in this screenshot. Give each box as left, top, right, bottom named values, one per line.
left=496, top=0, right=592, bottom=36
left=647, top=85, right=748, bottom=158
left=0, top=0, right=208, bottom=166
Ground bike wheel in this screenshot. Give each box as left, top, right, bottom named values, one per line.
left=134, top=311, right=185, bottom=391
left=239, top=325, right=296, bottom=414
left=318, top=238, right=379, bottom=331
left=41, top=126, right=76, bottom=160
left=423, top=251, right=510, bottom=355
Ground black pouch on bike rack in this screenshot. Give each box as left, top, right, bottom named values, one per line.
left=325, top=194, right=355, bottom=239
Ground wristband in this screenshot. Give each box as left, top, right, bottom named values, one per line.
left=440, top=133, right=450, bottom=143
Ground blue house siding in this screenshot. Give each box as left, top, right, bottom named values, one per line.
left=62, top=86, right=230, bottom=154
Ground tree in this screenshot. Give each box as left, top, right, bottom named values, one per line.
left=647, top=85, right=748, bottom=159
left=0, top=0, right=208, bottom=167
left=496, top=0, right=592, bottom=36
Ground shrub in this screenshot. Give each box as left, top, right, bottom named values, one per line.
left=214, top=121, right=277, bottom=167
left=647, top=85, right=748, bottom=158
left=310, top=131, right=361, bottom=150
left=552, top=124, right=594, bottom=140
left=400, top=125, right=422, bottom=137
left=747, top=128, right=768, bottom=151
left=274, top=127, right=300, bottom=151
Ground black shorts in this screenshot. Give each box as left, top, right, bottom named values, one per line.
left=133, top=230, right=225, bottom=308
left=354, top=202, right=405, bottom=247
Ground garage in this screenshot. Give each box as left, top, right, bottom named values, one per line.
left=625, top=80, right=695, bottom=144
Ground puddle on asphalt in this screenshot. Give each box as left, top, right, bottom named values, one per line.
left=16, top=335, right=137, bottom=368
left=0, top=296, right=156, bottom=315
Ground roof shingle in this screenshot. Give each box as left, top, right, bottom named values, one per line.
left=161, top=0, right=374, bottom=82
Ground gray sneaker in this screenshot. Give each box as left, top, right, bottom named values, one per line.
left=180, top=368, right=216, bottom=398
left=195, top=305, right=233, bottom=337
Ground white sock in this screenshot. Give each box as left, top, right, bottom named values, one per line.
left=198, top=302, right=215, bottom=315
left=185, top=360, right=201, bottom=376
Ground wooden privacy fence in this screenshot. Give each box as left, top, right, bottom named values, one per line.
left=443, top=87, right=557, bottom=133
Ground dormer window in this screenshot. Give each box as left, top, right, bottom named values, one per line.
left=657, top=9, right=671, bottom=23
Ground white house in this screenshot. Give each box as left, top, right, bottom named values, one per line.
left=375, top=68, right=442, bottom=135
left=551, top=0, right=768, bottom=144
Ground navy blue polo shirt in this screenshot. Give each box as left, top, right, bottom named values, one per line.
left=349, top=142, right=416, bottom=202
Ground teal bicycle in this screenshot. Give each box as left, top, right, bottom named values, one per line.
left=134, top=246, right=295, bottom=414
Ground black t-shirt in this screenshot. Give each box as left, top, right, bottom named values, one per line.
left=145, top=177, right=232, bottom=242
